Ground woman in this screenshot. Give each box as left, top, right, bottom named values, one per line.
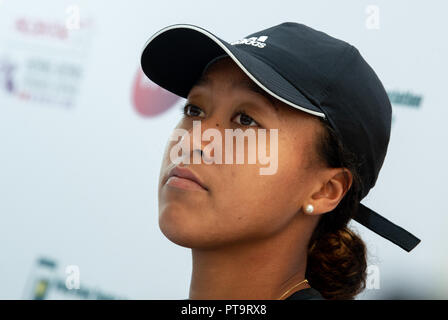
left=141, top=22, right=420, bottom=300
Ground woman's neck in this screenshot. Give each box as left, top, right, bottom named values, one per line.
left=188, top=230, right=310, bottom=300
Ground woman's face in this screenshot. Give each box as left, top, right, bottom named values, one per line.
left=158, top=56, right=329, bottom=249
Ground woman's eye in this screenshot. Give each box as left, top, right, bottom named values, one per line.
left=182, top=104, right=259, bottom=127
left=233, top=112, right=258, bottom=127
left=183, top=104, right=205, bottom=117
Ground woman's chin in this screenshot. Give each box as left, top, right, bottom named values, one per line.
left=158, top=210, right=211, bottom=248
left=157, top=205, right=259, bottom=249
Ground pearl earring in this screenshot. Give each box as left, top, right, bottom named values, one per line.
left=305, top=204, right=314, bottom=214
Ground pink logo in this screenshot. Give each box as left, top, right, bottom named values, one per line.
left=132, top=68, right=180, bottom=117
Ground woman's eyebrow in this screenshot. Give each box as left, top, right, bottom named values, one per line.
left=233, top=80, right=279, bottom=112
left=193, top=75, right=279, bottom=113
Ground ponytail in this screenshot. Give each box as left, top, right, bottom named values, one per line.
left=305, top=117, right=368, bottom=299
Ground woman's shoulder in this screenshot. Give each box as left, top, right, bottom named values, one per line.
left=284, top=287, right=325, bottom=300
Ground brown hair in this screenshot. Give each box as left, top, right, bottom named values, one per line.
left=305, top=117, right=368, bottom=300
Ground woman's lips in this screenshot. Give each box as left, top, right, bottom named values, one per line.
left=165, top=175, right=207, bottom=191
left=164, top=166, right=208, bottom=192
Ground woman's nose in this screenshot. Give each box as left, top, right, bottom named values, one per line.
left=184, top=118, right=223, bottom=164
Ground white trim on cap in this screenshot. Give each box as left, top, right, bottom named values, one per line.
left=141, top=23, right=326, bottom=119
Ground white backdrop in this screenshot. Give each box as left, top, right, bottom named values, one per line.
left=0, top=0, right=446, bottom=299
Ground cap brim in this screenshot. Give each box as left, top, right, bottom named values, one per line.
left=140, top=23, right=325, bottom=118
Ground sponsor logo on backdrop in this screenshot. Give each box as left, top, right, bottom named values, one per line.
left=386, top=90, right=423, bottom=124
left=0, top=13, right=95, bottom=108
left=132, top=68, right=180, bottom=117
left=24, top=257, right=124, bottom=300
left=387, top=90, right=423, bottom=108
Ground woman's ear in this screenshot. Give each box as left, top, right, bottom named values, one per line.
left=303, top=168, right=352, bottom=216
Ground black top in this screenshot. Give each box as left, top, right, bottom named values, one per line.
left=183, top=288, right=325, bottom=300
left=284, top=288, right=325, bottom=300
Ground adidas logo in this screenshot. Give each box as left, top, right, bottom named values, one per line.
left=230, top=35, right=268, bottom=48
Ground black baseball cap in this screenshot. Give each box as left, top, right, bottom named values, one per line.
left=140, top=22, right=421, bottom=252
